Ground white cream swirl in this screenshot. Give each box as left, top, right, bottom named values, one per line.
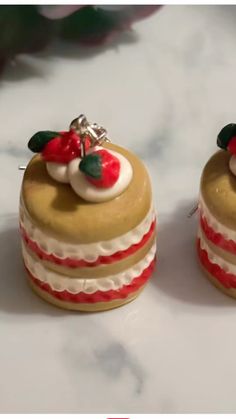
left=45, top=146, right=133, bottom=203
left=46, top=162, right=69, bottom=183
left=20, top=198, right=156, bottom=262
left=22, top=241, right=156, bottom=294
left=68, top=150, right=133, bottom=203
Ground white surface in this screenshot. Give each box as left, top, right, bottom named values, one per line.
left=1, top=5, right=236, bottom=414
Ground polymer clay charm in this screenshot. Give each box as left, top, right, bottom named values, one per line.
left=20, top=114, right=157, bottom=311
left=198, top=123, right=236, bottom=298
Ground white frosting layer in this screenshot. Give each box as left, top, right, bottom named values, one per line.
left=68, top=150, right=133, bottom=203
left=198, top=229, right=236, bottom=274
left=46, top=162, right=69, bottom=184
left=22, top=241, right=156, bottom=294
left=20, top=199, right=156, bottom=262
left=199, top=193, right=236, bottom=242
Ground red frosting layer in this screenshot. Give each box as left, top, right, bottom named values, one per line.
left=200, top=214, right=236, bottom=256
left=197, top=238, right=236, bottom=289
left=20, top=219, right=156, bottom=268
left=25, top=256, right=156, bottom=304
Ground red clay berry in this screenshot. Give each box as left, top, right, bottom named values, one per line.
left=79, top=149, right=120, bottom=188
left=42, top=130, right=91, bottom=163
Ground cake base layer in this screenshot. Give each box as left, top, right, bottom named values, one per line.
left=25, top=257, right=156, bottom=311
left=27, top=274, right=146, bottom=311
left=199, top=265, right=236, bottom=300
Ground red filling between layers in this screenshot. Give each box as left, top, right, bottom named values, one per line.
left=20, top=219, right=156, bottom=268
left=200, top=214, right=236, bottom=255
left=25, top=257, right=156, bottom=303
left=197, top=238, right=236, bottom=289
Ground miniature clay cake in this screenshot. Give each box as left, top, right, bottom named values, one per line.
left=20, top=115, right=157, bottom=311
left=197, top=123, right=236, bottom=298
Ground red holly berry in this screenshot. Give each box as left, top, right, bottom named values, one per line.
left=227, top=135, right=236, bottom=155
left=42, top=130, right=91, bottom=163
left=79, top=149, right=120, bottom=188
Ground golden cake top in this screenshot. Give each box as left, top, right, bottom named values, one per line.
left=22, top=115, right=153, bottom=243
left=201, top=150, right=236, bottom=227
left=201, top=122, right=236, bottom=229
left=201, top=123, right=236, bottom=230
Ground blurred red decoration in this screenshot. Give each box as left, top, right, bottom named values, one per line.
left=0, top=5, right=162, bottom=74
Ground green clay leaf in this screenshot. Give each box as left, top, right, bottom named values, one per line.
left=28, top=130, right=59, bottom=152
left=217, top=124, right=236, bottom=150
left=79, top=154, right=102, bottom=179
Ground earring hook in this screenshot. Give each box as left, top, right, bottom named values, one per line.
left=70, top=114, right=110, bottom=157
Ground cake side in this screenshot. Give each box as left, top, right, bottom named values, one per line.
left=20, top=114, right=157, bottom=311
left=198, top=125, right=236, bottom=297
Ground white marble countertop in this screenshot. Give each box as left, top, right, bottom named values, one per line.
left=1, top=5, right=236, bottom=414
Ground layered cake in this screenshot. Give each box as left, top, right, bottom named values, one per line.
left=198, top=123, right=236, bottom=298
left=20, top=115, right=156, bottom=311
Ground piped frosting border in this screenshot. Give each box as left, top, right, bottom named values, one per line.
left=22, top=240, right=157, bottom=294
left=199, top=194, right=236, bottom=242
left=20, top=197, right=156, bottom=262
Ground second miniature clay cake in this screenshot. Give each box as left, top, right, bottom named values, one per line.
left=198, top=123, right=236, bottom=298
left=20, top=115, right=156, bottom=311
